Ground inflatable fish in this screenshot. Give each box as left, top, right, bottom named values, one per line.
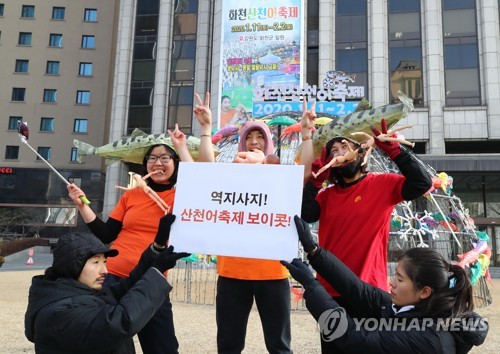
left=297, top=90, right=414, bottom=160
left=74, top=128, right=219, bottom=165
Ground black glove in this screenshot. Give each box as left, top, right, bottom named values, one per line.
left=280, top=258, right=317, bottom=288
left=152, top=245, right=191, bottom=273
left=294, top=215, right=317, bottom=254
left=154, top=214, right=176, bottom=248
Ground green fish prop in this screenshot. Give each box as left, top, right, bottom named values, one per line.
left=298, top=90, right=414, bottom=160
left=74, top=128, right=219, bottom=165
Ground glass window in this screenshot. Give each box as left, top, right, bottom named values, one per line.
left=173, top=14, right=197, bottom=35
left=442, top=1, right=480, bottom=106
left=337, top=0, right=367, bottom=15
left=0, top=4, right=4, bottom=16
left=132, top=61, right=156, bottom=81
left=135, top=14, right=159, bottom=36
left=52, top=7, right=65, bottom=20
left=127, top=107, right=152, bottom=135
left=83, top=8, right=97, bottom=22
left=170, top=59, right=195, bottom=81
left=169, top=85, right=194, bottom=106
left=76, top=91, right=90, bottom=104
left=73, top=119, right=88, bottom=133
left=15, top=59, right=29, bottom=73
left=485, top=176, right=500, bottom=217
left=18, top=32, right=32, bottom=45
left=134, top=42, right=156, bottom=60
left=49, top=34, right=63, bottom=47
left=40, top=117, right=54, bottom=131
left=137, top=0, right=160, bottom=15
left=389, top=0, right=420, bottom=12
left=8, top=116, right=21, bottom=130
left=81, top=35, right=95, bottom=49
left=172, top=40, right=196, bottom=59
left=130, top=88, right=153, bottom=106
left=46, top=61, right=60, bottom=74
left=70, top=148, right=78, bottom=161
left=37, top=147, right=51, bottom=161
left=5, top=146, right=19, bottom=160
left=12, top=88, right=26, bottom=101
left=43, top=89, right=57, bottom=103
left=21, top=5, right=35, bottom=18
left=79, top=62, right=93, bottom=76
left=174, top=0, right=198, bottom=13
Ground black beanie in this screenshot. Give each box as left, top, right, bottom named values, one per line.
left=52, top=232, right=118, bottom=279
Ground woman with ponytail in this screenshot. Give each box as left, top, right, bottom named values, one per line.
left=281, top=216, right=489, bottom=354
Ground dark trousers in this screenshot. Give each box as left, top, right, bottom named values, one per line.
left=104, top=273, right=179, bottom=354
left=216, top=276, right=292, bottom=354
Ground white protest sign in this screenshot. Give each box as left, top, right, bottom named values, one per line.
left=170, top=162, right=303, bottom=260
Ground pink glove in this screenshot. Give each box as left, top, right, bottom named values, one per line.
left=309, top=147, right=331, bottom=188
left=371, top=118, right=401, bottom=160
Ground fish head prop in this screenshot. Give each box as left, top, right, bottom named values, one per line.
left=17, top=121, right=30, bottom=140
left=73, top=128, right=220, bottom=165
left=295, top=91, right=414, bottom=162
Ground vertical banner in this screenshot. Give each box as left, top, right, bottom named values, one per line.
left=219, top=0, right=304, bottom=129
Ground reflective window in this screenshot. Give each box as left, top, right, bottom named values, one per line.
left=43, top=89, right=57, bottom=103
left=79, top=62, right=93, bottom=76
left=174, top=0, right=198, bottom=13
left=49, top=34, right=63, bottom=47
left=52, top=7, right=65, bottom=20
left=8, top=116, right=21, bottom=130
left=172, top=40, right=196, bottom=59
left=174, top=13, right=197, bottom=34
left=70, top=148, right=78, bottom=161
left=132, top=61, right=156, bottom=81
left=84, top=8, right=97, bottom=22
left=134, top=42, right=156, bottom=60
left=15, top=59, right=29, bottom=73
left=128, top=106, right=153, bottom=134
left=21, top=5, right=35, bottom=18
left=130, top=88, right=153, bottom=105
left=442, top=0, right=480, bottom=106
left=135, top=14, right=158, bottom=36
left=18, top=32, right=32, bottom=45
left=137, top=0, right=160, bottom=15
left=12, top=88, right=26, bottom=101
left=81, top=35, right=95, bottom=49
left=37, top=147, right=51, bottom=161
left=388, top=0, right=423, bottom=105
left=0, top=4, right=4, bottom=16
left=335, top=1, right=367, bottom=99
left=170, top=59, right=195, bottom=81
left=5, top=146, right=19, bottom=160
left=46, top=61, right=60, bottom=74
left=73, top=119, right=88, bottom=133
left=76, top=91, right=90, bottom=104
left=40, top=117, right=54, bottom=132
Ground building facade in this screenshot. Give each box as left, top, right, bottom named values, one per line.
left=1, top=0, right=499, bottom=262
left=0, top=1, right=119, bottom=235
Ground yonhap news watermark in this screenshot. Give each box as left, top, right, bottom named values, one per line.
left=318, top=307, right=488, bottom=342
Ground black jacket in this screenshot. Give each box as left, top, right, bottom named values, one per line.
left=303, top=248, right=488, bottom=354
left=25, top=246, right=172, bottom=354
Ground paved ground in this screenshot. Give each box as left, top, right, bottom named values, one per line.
left=1, top=250, right=497, bottom=353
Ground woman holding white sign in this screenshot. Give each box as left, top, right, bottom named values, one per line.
left=216, top=121, right=292, bottom=354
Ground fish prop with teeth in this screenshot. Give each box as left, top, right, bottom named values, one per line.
left=296, top=90, right=414, bottom=161
left=74, top=128, right=219, bottom=165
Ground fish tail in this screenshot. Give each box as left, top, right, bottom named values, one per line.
left=73, top=139, right=96, bottom=163
left=397, top=90, right=414, bottom=113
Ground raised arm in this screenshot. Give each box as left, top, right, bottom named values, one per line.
left=194, top=92, right=215, bottom=162
left=168, top=123, right=194, bottom=162
left=300, top=99, right=317, bottom=182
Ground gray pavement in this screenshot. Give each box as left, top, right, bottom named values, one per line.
left=0, top=247, right=53, bottom=272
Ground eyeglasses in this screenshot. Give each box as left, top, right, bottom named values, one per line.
left=146, top=154, right=172, bottom=164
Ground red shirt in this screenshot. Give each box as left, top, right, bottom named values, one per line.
left=316, top=173, right=404, bottom=296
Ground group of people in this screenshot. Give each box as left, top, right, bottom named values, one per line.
left=24, top=93, right=488, bottom=354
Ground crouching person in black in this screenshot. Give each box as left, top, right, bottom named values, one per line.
left=281, top=216, right=488, bottom=354
left=25, top=215, right=188, bottom=354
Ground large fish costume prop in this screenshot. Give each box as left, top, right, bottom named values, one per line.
left=74, top=128, right=219, bottom=164
left=297, top=90, right=414, bottom=160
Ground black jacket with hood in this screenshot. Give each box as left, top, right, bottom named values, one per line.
left=302, top=248, right=488, bottom=354
left=25, top=245, right=172, bottom=354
